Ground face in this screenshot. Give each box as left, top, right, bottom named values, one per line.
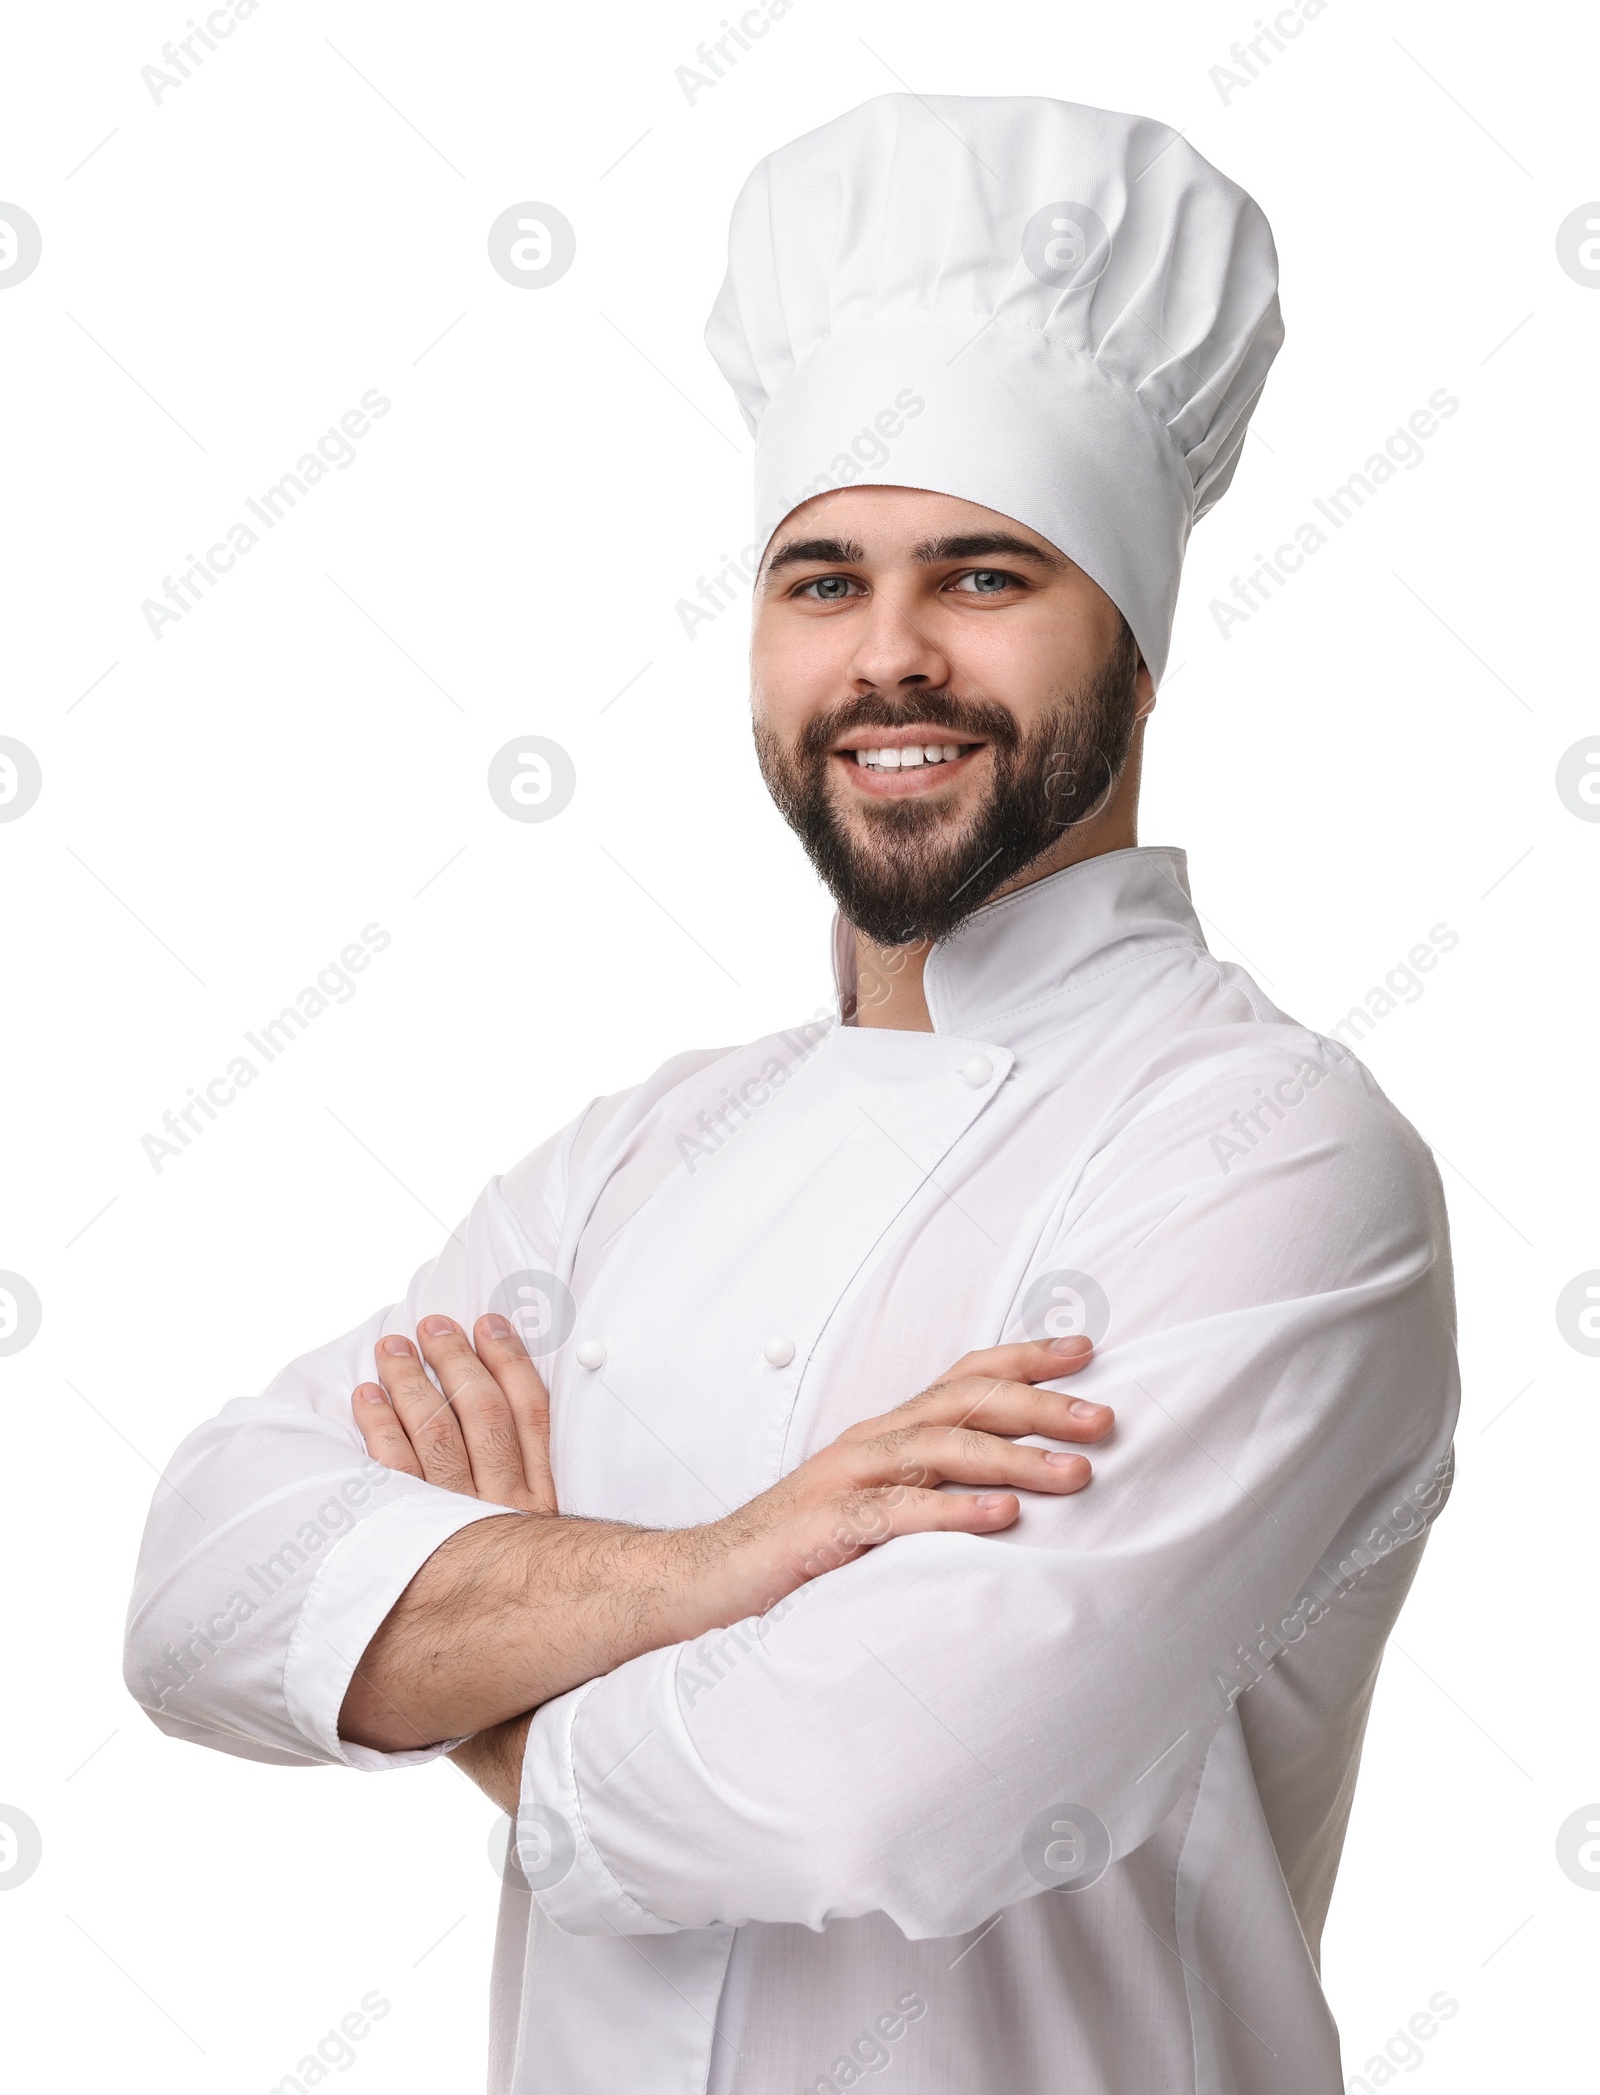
left=751, top=486, right=1151, bottom=948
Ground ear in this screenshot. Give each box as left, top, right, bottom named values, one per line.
left=1132, top=655, right=1157, bottom=722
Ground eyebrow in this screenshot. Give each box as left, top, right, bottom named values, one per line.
left=763, top=536, right=865, bottom=575
left=910, top=532, right=1065, bottom=568
left=762, top=529, right=1064, bottom=578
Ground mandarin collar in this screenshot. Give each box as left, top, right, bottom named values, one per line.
left=831, top=846, right=1208, bottom=1040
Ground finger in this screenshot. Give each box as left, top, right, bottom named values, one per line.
left=351, top=1384, right=424, bottom=1478
left=415, top=1316, right=540, bottom=1510
left=474, top=1314, right=556, bottom=1514
left=844, top=1422, right=1094, bottom=1496
left=868, top=1485, right=1023, bottom=1542
left=777, top=1486, right=1021, bottom=1582
left=374, top=1333, right=476, bottom=1496
left=861, top=1373, right=1114, bottom=1445
left=941, top=1338, right=1096, bottom=1384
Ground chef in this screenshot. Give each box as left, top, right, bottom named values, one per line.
left=125, top=94, right=1458, bottom=2095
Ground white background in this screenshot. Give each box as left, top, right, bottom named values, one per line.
left=1, top=0, right=1595, bottom=2087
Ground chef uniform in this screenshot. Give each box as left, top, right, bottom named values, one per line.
left=126, top=95, right=1458, bottom=2095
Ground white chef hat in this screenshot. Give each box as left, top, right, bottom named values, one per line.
left=705, top=93, right=1283, bottom=685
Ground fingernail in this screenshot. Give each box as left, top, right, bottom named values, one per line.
left=975, top=1493, right=1010, bottom=1509
left=481, top=1314, right=512, bottom=1339
left=356, top=1386, right=389, bottom=1405
left=1069, top=1399, right=1107, bottom=1421
left=1045, top=1450, right=1086, bottom=1467
left=419, top=1315, right=453, bottom=1338
left=378, top=1335, right=412, bottom=1358
left=1050, top=1335, right=1093, bottom=1357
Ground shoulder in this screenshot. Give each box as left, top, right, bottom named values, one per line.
left=1080, top=980, right=1450, bottom=1298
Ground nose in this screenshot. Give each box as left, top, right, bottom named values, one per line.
left=845, top=588, right=952, bottom=699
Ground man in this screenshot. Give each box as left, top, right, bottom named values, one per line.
left=125, top=94, right=1458, bottom=2094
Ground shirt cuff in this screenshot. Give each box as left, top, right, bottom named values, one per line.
left=284, top=1487, right=521, bottom=1769
left=518, top=1679, right=680, bottom=1936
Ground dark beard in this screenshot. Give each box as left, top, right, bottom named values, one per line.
left=754, top=621, right=1140, bottom=947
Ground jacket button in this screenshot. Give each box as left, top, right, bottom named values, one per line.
left=575, top=1339, right=607, bottom=1370
left=958, top=1054, right=993, bottom=1086
left=762, top=1335, right=796, bottom=1368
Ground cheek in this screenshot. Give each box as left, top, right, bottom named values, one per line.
left=751, top=611, right=845, bottom=735
left=945, top=603, right=1070, bottom=712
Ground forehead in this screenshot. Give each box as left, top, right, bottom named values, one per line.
left=762, top=484, right=1065, bottom=571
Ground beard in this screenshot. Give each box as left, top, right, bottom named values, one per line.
left=754, top=620, right=1141, bottom=948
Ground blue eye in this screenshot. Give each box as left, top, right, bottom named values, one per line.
left=961, top=569, right=1015, bottom=594
left=798, top=574, right=856, bottom=601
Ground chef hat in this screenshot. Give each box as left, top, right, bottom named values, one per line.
left=705, top=93, right=1283, bottom=685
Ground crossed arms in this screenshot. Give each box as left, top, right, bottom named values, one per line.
left=336, top=1311, right=1113, bottom=1811
left=124, top=1065, right=1455, bottom=1938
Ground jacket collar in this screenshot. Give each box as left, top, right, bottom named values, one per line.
left=832, top=845, right=1208, bottom=1039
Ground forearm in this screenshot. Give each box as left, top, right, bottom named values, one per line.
left=337, top=1510, right=719, bottom=1751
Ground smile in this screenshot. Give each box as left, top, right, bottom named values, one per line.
left=831, top=731, right=986, bottom=795
left=852, top=743, right=966, bottom=768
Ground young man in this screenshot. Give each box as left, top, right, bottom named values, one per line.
left=125, top=96, right=1458, bottom=2094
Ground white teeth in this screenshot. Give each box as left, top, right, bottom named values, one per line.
left=852, top=742, right=972, bottom=769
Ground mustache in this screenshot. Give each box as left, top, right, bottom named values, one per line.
left=796, top=690, right=1020, bottom=762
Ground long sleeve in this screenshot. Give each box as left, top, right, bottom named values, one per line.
left=518, top=1050, right=1459, bottom=1938
left=122, top=1120, right=581, bottom=1770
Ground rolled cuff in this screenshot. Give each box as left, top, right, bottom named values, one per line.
left=283, top=1488, right=521, bottom=1769
left=520, top=1678, right=679, bottom=1937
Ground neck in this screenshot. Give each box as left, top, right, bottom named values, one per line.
left=853, top=727, right=1143, bottom=1032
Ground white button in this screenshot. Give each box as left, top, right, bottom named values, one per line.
left=958, top=1054, right=993, bottom=1086
left=575, top=1339, right=607, bottom=1370
left=762, top=1335, right=796, bottom=1368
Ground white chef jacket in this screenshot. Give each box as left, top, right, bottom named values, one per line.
left=125, top=846, right=1459, bottom=2095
